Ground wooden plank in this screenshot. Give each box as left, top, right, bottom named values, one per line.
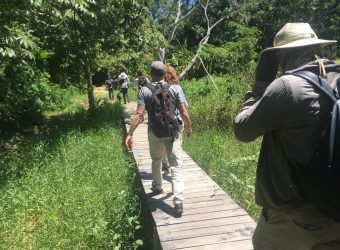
left=154, top=209, right=249, bottom=226
left=152, top=203, right=243, bottom=218
left=147, top=194, right=232, bottom=205
left=149, top=198, right=234, bottom=211
left=145, top=189, right=227, bottom=200
left=161, top=233, right=253, bottom=249
left=140, top=179, right=223, bottom=190
left=148, top=194, right=250, bottom=213
left=179, top=240, right=254, bottom=250
left=158, top=222, right=255, bottom=242
left=139, top=170, right=213, bottom=180
left=157, top=215, right=254, bottom=233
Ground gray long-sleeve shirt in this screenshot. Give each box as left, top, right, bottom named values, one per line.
left=234, top=60, right=340, bottom=209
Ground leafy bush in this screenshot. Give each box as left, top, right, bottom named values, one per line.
left=167, top=22, right=259, bottom=79
left=181, top=72, right=254, bottom=131
left=197, top=22, right=259, bottom=77
left=0, top=63, right=78, bottom=136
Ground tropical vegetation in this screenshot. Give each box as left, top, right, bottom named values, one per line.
left=1, top=0, right=339, bottom=248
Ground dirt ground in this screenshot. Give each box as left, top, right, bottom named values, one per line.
left=94, top=86, right=107, bottom=96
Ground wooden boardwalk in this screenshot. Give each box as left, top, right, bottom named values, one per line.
left=124, top=103, right=256, bottom=250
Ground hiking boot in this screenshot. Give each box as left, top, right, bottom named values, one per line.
left=151, top=182, right=164, bottom=195
left=162, top=163, right=170, bottom=172
left=174, top=203, right=183, bottom=217
left=162, top=166, right=169, bottom=172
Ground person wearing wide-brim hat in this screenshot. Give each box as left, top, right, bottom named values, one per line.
left=234, top=23, right=340, bottom=249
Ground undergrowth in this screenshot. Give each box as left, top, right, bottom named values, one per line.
left=0, top=103, right=151, bottom=249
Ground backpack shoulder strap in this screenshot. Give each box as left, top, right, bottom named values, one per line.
left=291, top=70, right=340, bottom=165
left=291, top=70, right=339, bottom=102
left=146, top=84, right=156, bottom=92
left=147, top=82, right=170, bottom=90
left=163, top=83, right=171, bottom=90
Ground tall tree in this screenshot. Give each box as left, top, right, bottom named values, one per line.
left=239, top=0, right=339, bottom=55
left=0, top=0, right=162, bottom=131
left=29, top=0, right=153, bottom=109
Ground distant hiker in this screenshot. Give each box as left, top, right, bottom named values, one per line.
left=114, top=78, right=122, bottom=102
left=234, top=23, right=340, bottom=249
left=134, top=72, right=150, bottom=123
left=105, top=76, right=114, bottom=100
left=137, top=71, right=150, bottom=91
left=125, top=61, right=192, bottom=217
left=118, top=72, right=130, bottom=104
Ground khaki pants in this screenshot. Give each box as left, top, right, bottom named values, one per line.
left=253, top=203, right=340, bottom=250
left=148, top=126, right=184, bottom=204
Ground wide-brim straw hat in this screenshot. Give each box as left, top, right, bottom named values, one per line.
left=262, top=23, right=336, bottom=53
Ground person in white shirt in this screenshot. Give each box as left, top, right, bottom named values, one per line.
left=118, top=72, right=130, bottom=104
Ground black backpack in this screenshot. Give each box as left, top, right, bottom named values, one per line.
left=291, top=70, right=340, bottom=220
left=147, top=82, right=179, bottom=138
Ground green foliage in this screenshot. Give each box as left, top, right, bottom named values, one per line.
left=146, top=0, right=195, bottom=41
left=172, top=0, right=232, bottom=48
left=197, top=22, right=259, bottom=77
left=0, top=0, right=162, bottom=128
left=241, top=0, right=340, bottom=56
left=0, top=25, right=37, bottom=60
left=181, top=72, right=254, bottom=131
left=0, top=62, right=80, bottom=136
left=0, top=104, right=148, bottom=249
left=95, top=16, right=166, bottom=82
left=166, top=41, right=194, bottom=74
left=166, top=20, right=259, bottom=79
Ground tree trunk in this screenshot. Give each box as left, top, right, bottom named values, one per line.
left=84, top=55, right=95, bottom=110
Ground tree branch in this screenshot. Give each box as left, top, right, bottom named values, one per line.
left=198, top=55, right=219, bottom=91
left=179, top=0, right=226, bottom=79
left=168, top=0, right=199, bottom=43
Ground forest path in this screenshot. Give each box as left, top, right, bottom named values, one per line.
left=124, top=102, right=256, bottom=250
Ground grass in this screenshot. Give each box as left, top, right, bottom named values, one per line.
left=44, top=93, right=87, bottom=117
left=93, top=86, right=139, bottom=104
left=0, top=102, right=152, bottom=249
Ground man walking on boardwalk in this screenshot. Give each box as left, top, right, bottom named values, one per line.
left=234, top=23, right=340, bottom=249
left=125, top=61, right=192, bottom=217
left=118, top=72, right=130, bottom=104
